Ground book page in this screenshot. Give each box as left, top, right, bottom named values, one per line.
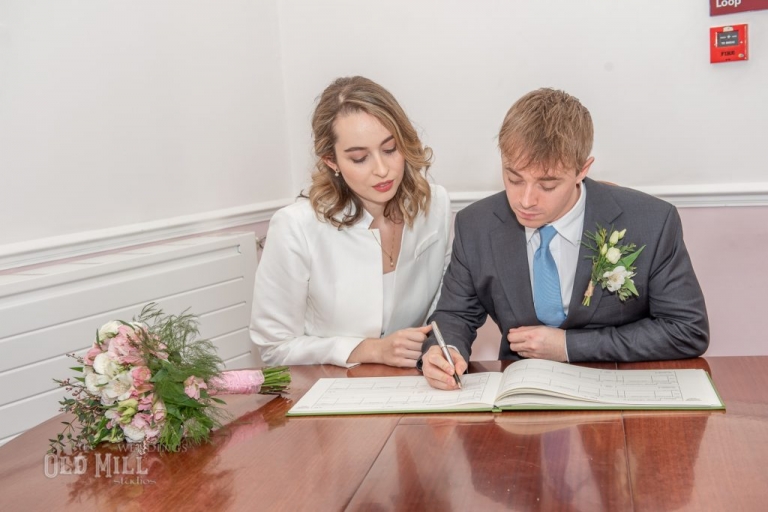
left=287, top=373, right=503, bottom=415
left=495, top=360, right=722, bottom=408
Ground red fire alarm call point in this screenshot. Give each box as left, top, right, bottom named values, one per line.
left=710, top=24, right=748, bottom=63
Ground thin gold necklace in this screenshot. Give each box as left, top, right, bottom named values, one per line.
left=371, top=229, right=396, bottom=268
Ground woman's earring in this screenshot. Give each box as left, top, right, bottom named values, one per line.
left=334, top=168, right=340, bottom=177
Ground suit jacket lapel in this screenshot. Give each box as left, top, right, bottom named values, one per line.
left=562, top=179, right=623, bottom=329
left=489, top=200, right=539, bottom=326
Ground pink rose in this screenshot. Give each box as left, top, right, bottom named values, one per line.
left=152, top=399, right=166, bottom=423
left=108, top=326, right=145, bottom=365
left=131, top=366, right=153, bottom=393
left=130, top=412, right=151, bottom=429
left=138, top=393, right=154, bottom=411
left=142, top=425, right=161, bottom=443
left=126, top=412, right=161, bottom=443
left=183, top=376, right=207, bottom=400
left=83, top=344, right=104, bottom=365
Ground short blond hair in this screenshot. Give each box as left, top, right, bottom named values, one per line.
left=308, top=76, right=432, bottom=229
left=498, top=88, right=593, bottom=174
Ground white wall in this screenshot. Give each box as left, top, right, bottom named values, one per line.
left=0, top=1, right=292, bottom=246
left=3, top=1, right=767, bottom=257
left=279, top=0, right=768, bottom=195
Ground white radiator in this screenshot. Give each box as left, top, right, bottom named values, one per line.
left=0, top=232, right=260, bottom=446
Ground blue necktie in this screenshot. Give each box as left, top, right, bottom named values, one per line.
left=533, top=225, right=566, bottom=327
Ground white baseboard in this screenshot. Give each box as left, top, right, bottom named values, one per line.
left=0, top=199, right=292, bottom=271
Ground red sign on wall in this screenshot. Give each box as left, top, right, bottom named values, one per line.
left=710, top=0, right=768, bottom=16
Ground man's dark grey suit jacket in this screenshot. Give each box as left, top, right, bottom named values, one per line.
left=425, top=178, right=709, bottom=362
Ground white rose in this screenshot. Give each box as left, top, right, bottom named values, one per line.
left=85, top=371, right=109, bottom=395
left=603, top=266, right=632, bottom=292
left=97, top=321, right=121, bottom=342
left=122, top=424, right=146, bottom=443
left=100, top=394, right=116, bottom=407
left=606, top=247, right=622, bottom=265
left=618, top=229, right=627, bottom=240
left=92, top=352, right=121, bottom=378
left=101, top=371, right=134, bottom=405
left=105, top=408, right=121, bottom=422
left=92, top=353, right=110, bottom=375
left=609, top=230, right=620, bottom=245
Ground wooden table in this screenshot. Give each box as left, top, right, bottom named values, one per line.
left=0, top=356, right=765, bottom=511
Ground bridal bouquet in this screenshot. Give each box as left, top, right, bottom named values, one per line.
left=49, top=304, right=290, bottom=454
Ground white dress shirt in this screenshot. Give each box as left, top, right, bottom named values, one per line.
left=525, top=182, right=587, bottom=360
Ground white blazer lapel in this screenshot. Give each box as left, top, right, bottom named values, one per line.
left=386, top=212, right=442, bottom=332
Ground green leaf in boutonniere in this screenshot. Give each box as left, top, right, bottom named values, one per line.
left=581, top=225, right=645, bottom=306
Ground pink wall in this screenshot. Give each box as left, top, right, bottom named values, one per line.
left=678, top=207, right=767, bottom=356
left=471, top=207, right=767, bottom=359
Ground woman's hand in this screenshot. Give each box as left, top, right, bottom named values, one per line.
left=347, top=325, right=433, bottom=367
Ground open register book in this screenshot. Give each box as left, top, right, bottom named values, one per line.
left=286, top=359, right=724, bottom=416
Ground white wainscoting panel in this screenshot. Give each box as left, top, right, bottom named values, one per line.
left=0, top=199, right=289, bottom=271
left=0, top=232, right=260, bottom=446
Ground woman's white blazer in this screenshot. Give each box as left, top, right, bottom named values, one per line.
left=250, top=184, right=452, bottom=367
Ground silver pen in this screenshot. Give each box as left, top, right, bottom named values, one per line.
left=430, top=321, right=462, bottom=389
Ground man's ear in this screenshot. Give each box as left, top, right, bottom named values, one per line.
left=577, top=156, right=595, bottom=182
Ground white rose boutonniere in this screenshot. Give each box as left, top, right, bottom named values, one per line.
left=582, top=225, right=645, bottom=306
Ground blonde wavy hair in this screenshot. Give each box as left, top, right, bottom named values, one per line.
left=308, top=76, right=433, bottom=229
left=498, top=88, right=593, bottom=175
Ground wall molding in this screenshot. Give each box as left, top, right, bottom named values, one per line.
left=0, top=199, right=292, bottom=271
left=4, top=182, right=768, bottom=271
left=449, top=182, right=768, bottom=212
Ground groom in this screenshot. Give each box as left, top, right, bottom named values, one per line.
left=421, top=88, right=709, bottom=389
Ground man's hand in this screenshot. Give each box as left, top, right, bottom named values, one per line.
left=422, top=345, right=468, bottom=389
left=507, top=326, right=567, bottom=362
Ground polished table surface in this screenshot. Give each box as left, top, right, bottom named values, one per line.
left=0, top=356, right=766, bottom=511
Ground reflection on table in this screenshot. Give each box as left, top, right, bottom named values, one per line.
left=1, top=357, right=766, bottom=512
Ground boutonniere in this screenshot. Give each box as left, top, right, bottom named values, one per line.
left=582, top=225, right=645, bottom=306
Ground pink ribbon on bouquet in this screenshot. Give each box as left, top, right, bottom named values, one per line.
left=209, top=370, right=265, bottom=395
